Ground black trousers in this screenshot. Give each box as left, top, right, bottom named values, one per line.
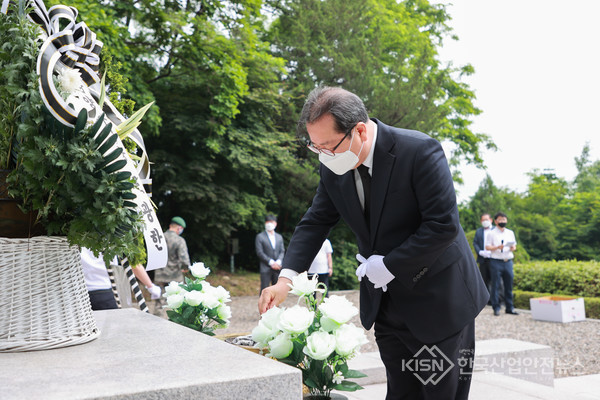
left=478, top=258, right=491, bottom=292
left=260, top=268, right=280, bottom=293
left=374, top=293, right=475, bottom=400
left=88, top=289, right=118, bottom=311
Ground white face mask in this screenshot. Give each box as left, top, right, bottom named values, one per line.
left=481, top=220, right=491, bottom=229
left=318, top=130, right=364, bottom=175
left=265, top=222, right=276, bottom=232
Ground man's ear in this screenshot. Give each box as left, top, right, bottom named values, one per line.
left=356, top=121, right=368, bottom=142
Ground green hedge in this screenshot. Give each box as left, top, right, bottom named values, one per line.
left=514, top=260, right=600, bottom=298
left=514, top=290, right=600, bottom=319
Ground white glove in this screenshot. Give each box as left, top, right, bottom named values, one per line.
left=355, top=254, right=395, bottom=292
left=356, top=254, right=368, bottom=281
left=147, top=284, right=162, bottom=300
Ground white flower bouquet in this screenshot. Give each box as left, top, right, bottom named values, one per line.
left=164, top=262, right=231, bottom=336
left=252, top=272, right=368, bottom=398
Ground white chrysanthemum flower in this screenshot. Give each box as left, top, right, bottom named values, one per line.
left=303, top=331, right=336, bottom=360
left=58, top=68, right=83, bottom=94
left=166, top=293, right=184, bottom=309
left=278, top=305, right=314, bottom=335
left=267, top=332, right=294, bottom=359
left=184, top=290, right=203, bottom=307
left=334, top=323, right=368, bottom=357
left=212, top=285, right=231, bottom=303
left=165, top=281, right=186, bottom=296
left=190, top=262, right=210, bottom=279
left=319, top=295, right=359, bottom=331
left=287, top=271, right=324, bottom=297
left=217, top=304, right=232, bottom=321
left=252, top=321, right=280, bottom=347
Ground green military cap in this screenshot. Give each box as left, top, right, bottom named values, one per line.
left=170, top=216, right=186, bottom=228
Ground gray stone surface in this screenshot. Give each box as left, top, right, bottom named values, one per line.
left=475, top=338, right=555, bottom=387
left=347, top=351, right=386, bottom=386
left=0, top=309, right=301, bottom=400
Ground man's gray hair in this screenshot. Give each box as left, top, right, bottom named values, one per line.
left=297, top=86, right=369, bottom=137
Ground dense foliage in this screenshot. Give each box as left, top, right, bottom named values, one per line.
left=514, top=260, right=600, bottom=298
left=41, top=0, right=491, bottom=272
left=460, top=144, right=600, bottom=261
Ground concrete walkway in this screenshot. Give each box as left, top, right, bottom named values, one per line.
left=338, top=372, right=600, bottom=400
left=333, top=347, right=600, bottom=400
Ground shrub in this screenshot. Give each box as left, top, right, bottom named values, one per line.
left=329, top=240, right=360, bottom=291
left=514, top=260, right=600, bottom=298
left=513, top=290, right=600, bottom=319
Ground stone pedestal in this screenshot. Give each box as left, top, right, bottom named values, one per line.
left=0, top=309, right=301, bottom=399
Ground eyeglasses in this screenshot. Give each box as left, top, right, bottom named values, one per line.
left=306, top=126, right=354, bottom=156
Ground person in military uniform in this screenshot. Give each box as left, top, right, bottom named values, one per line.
left=151, top=216, right=191, bottom=316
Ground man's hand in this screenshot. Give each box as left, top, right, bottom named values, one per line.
left=271, top=262, right=282, bottom=271
left=356, top=253, right=395, bottom=292
left=147, top=284, right=162, bottom=300
left=259, top=278, right=290, bottom=314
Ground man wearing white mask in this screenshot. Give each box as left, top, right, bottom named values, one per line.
left=473, top=213, right=494, bottom=299
left=259, top=86, right=488, bottom=400
left=255, top=214, right=285, bottom=294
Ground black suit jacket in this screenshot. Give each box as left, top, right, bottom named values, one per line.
left=282, top=119, right=489, bottom=343
left=255, top=231, right=285, bottom=274
left=474, top=227, right=487, bottom=263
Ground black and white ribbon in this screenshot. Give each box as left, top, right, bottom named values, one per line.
left=3, top=0, right=168, bottom=271
left=121, top=258, right=149, bottom=313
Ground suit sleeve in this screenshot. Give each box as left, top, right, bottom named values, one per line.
left=255, top=234, right=272, bottom=264
left=282, top=170, right=341, bottom=273
left=473, top=229, right=483, bottom=254
left=276, top=234, right=285, bottom=262
left=383, top=138, right=460, bottom=287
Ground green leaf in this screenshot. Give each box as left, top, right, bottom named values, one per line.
left=304, top=377, right=318, bottom=389
left=116, top=101, right=154, bottom=140
left=93, top=123, right=113, bottom=147
left=73, top=108, right=88, bottom=136
left=343, top=369, right=367, bottom=379
left=333, top=381, right=364, bottom=392
left=98, top=71, right=107, bottom=109
left=103, top=159, right=127, bottom=174
left=98, top=132, right=118, bottom=154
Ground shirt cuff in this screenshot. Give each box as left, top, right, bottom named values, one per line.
left=268, top=259, right=275, bottom=266
left=278, top=268, right=298, bottom=281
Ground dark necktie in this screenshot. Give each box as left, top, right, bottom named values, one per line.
left=357, top=164, right=371, bottom=222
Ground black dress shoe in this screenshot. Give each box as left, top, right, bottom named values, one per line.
left=505, top=310, right=519, bottom=315
left=493, top=309, right=500, bottom=316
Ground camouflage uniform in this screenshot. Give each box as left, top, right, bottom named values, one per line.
left=154, top=230, right=191, bottom=284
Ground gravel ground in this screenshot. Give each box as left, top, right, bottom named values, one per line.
left=213, top=290, right=600, bottom=378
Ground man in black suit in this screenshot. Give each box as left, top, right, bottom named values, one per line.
left=473, top=213, right=493, bottom=296
left=259, top=87, right=489, bottom=399
left=255, top=214, right=286, bottom=294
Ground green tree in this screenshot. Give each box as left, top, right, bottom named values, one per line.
left=266, top=0, right=496, bottom=177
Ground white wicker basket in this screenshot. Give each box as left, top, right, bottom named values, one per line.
left=0, top=236, right=100, bottom=352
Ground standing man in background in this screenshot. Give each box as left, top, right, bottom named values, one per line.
left=255, top=214, right=285, bottom=294
left=153, top=216, right=190, bottom=315
left=473, top=213, right=493, bottom=300
left=307, top=238, right=334, bottom=296
left=486, top=212, right=518, bottom=316
left=259, top=86, right=488, bottom=400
